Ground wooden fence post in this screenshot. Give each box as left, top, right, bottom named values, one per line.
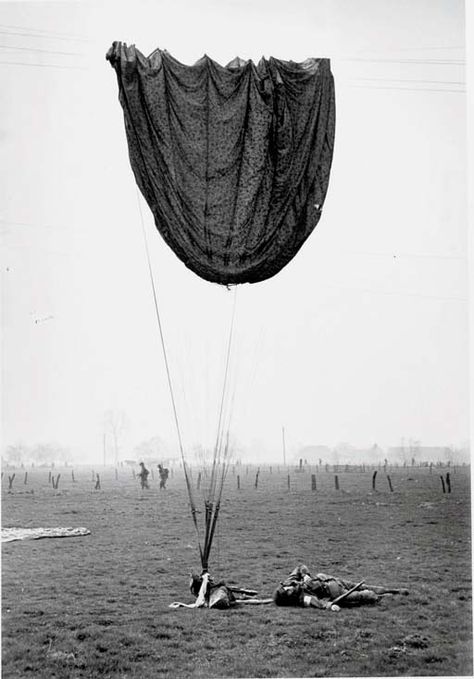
left=237, top=475, right=240, bottom=490
left=95, top=474, right=101, bottom=490
left=255, top=469, right=260, bottom=489
left=24, top=472, right=28, bottom=485
left=311, top=474, right=317, bottom=491
left=334, top=475, right=339, bottom=491
left=197, top=472, right=201, bottom=490
left=440, top=475, right=446, bottom=493
left=8, top=474, right=15, bottom=490
left=445, top=472, right=451, bottom=493
left=372, top=470, right=377, bottom=491
left=287, top=474, right=290, bottom=491
left=387, top=475, right=393, bottom=492
left=53, top=474, right=61, bottom=490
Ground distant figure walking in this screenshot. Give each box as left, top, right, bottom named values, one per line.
left=138, top=462, right=150, bottom=490
left=158, top=464, right=169, bottom=490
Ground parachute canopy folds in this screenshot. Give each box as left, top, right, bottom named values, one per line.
left=106, top=43, right=335, bottom=285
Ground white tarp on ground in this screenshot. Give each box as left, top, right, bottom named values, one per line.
left=1, top=527, right=91, bottom=542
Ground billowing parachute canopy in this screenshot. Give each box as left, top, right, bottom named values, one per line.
left=106, top=43, right=335, bottom=285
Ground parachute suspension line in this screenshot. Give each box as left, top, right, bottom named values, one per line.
left=202, top=288, right=238, bottom=570
left=135, top=191, right=203, bottom=564
left=205, top=287, right=237, bottom=509
left=204, top=430, right=231, bottom=571
left=135, top=193, right=184, bottom=457
left=214, top=287, right=238, bottom=464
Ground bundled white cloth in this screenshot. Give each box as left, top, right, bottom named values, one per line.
left=2, top=527, right=91, bottom=543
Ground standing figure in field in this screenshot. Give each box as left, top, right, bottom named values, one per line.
left=158, top=464, right=169, bottom=490
left=274, top=564, right=409, bottom=611
left=138, top=462, right=150, bottom=490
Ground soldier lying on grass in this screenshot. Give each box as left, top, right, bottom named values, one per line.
left=273, top=564, right=409, bottom=611
left=169, top=572, right=273, bottom=609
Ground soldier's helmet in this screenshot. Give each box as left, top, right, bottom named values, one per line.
left=273, top=583, right=303, bottom=606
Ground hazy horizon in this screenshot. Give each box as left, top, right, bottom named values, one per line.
left=1, top=0, right=469, bottom=465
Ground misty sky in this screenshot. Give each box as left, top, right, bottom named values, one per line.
left=1, top=0, right=469, bottom=463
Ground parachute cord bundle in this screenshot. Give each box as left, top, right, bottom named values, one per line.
left=201, top=289, right=237, bottom=571
left=136, top=190, right=203, bottom=564
left=136, top=190, right=235, bottom=572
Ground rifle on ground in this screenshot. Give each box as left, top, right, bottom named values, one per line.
left=331, top=580, right=365, bottom=606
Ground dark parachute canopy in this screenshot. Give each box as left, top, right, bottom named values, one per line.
left=106, top=43, right=335, bottom=285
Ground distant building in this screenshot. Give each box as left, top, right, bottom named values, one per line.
left=296, top=444, right=388, bottom=466
left=297, top=445, right=333, bottom=464
left=387, top=446, right=467, bottom=463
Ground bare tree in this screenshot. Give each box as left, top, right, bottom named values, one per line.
left=4, top=443, right=30, bottom=466
left=133, top=435, right=166, bottom=463
left=103, top=410, right=129, bottom=467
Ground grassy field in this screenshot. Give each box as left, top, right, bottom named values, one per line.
left=1, top=463, right=472, bottom=678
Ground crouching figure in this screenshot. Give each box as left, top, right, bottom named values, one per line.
left=274, top=564, right=409, bottom=611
